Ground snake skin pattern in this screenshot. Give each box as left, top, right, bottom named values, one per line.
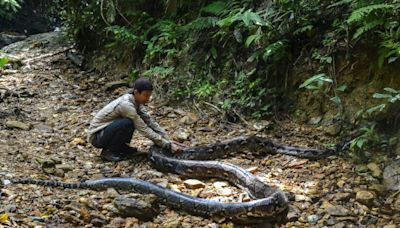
left=6, top=135, right=334, bottom=224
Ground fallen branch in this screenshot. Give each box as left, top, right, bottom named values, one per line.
left=21, top=47, right=72, bottom=65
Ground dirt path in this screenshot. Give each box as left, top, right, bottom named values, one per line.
left=0, top=32, right=398, bottom=228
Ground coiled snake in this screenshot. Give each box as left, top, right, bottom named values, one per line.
left=3, top=136, right=335, bottom=224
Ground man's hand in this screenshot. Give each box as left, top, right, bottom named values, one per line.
left=171, top=141, right=186, bottom=153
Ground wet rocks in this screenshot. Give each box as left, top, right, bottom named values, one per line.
left=113, top=195, right=158, bottom=221
left=355, top=190, right=376, bottom=206
left=383, top=160, right=400, bottom=191
left=5, top=120, right=31, bottom=130
left=183, top=179, right=205, bottom=189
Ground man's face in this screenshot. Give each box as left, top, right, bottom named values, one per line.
left=134, top=90, right=152, bottom=105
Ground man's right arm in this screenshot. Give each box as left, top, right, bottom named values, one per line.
left=120, top=104, right=171, bottom=149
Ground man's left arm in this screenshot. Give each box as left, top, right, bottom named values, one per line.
left=138, top=106, right=169, bottom=139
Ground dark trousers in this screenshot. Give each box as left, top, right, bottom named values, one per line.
left=92, top=118, right=135, bottom=153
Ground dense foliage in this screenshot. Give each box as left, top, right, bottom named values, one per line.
left=60, top=0, right=400, bottom=119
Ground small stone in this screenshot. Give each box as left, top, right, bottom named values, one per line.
left=105, top=188, right=120, bottom=198
left=307, top=214, right=319, bottom=224
left=4, top=204, right=17, bottom=213
left=183, top=179, right=206, bottom=189
left=295, top=194, right=311, bottom=202
left=383, top=225, right=397, bottom=228
left=109, top=217, right=125, bottom=227
left=323, top=202, right=350, bottom=216
left=337, top=180, right=346, bottom=188
left=246, top=166, right=258, bottom=174
left=356, top=190, right=376, bottom=206
left=367, top=163, right=382, bottom=178
left=55, top=164, right=73, bottom=172
left=71, top=137, right=86, bottom=146
left=6, top=120, right=31, bottom=130
left=308, top=116, right=322, bottom=125
left=324, top=124, right=342, bottom=136
left=113, top=196, right=157, bottom=221
left=91, top=218, right=106, bottom=227
left=34, top=124, right=53, bottom=133
left=162, top=218, right=181, bottom=228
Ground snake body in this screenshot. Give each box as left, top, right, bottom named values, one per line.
left=6, top=136, right=334, bottom=224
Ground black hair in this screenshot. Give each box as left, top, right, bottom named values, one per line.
left=133, top=78, right=153, bottom=93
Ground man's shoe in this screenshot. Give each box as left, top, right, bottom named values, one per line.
left=121, top=146, right=147, bottom=159
left=101, top=149, right=124, bottom=162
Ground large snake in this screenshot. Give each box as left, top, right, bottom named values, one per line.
left=2, top=136, right=335, bottom=224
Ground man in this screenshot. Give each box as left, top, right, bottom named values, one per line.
left=87, top=78, right=182, bottom=161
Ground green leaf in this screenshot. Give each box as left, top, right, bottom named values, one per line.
left=336, top=85, right=347, bottom=92
left=0, top=58, right=8, bottom=69
left=383, top=87, right=398, bottom=94
left=372, top=93, right=392, bottom=99
left=201, top=1, right=226, bottom=15
left=330, top=96, right=341, bottom=104
left=366, top=104, right=386, bottom=114
left=299, top=74, right=332, bottom=89
left=245, top=34, right=259, bottom=48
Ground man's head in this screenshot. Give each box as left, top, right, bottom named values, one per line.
left=133, top=78, right=153, bottom=105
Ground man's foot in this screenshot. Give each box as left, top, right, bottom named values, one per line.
left=100, top=149, right=124, bottom=162
left=120, top=146, right=147, bottom=159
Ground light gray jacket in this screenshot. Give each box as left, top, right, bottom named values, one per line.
left=87, top=94, right=170, bottom=148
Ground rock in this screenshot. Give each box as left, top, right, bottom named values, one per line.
left=383, top=225, right=397, bottom=228
left=91, top=218, right=107, bottom=227
left=356, top=165, right=369, bottom=173
left=173, top=129, right=190, bottom=142
left=34, top=124, right=54, bottom=133
left=71, top=137, right=86, bottom=146
left=286, top=206, right=301, bottom=222
left=162, top=218, right=181, bottom=228
left=295, top=194, right=311, bottom=202
left=383, top=161, right=400, bottom=191
left=369, top=184, right=386, bottom=195
left=332, top=193, right=351, bottom=201
left=324, top=124, right=342, bottom=136
left=336, top=180, right=345, bottom=188
left=105, top=188, right=120, bottom=198
left=308, top=116, right=322, bottom=125
left=5, top=120, right=31, bottom=130
left=183, top=179, right=205, bottom=189
left=105, top=80, right=128, bottom=91
left=113, top=195, right=158, bottom=221
left=55, top=164, right=73, bottom=172
left=109, top=217, right=126, bottom=227
left=323, top=202, right=350, bottom=216
left=4, top=204, right=17, bottom=213
left=307, top=214, right=319, bottom=224
left=0, top=32, right=27, bottom=46
left=356, top=190, right=376, bottom=206
left=217, top=187, right=233, bottom=196
left=367, top=163, right=382, bottom=178
left=102, top=203, right=119, bottom=213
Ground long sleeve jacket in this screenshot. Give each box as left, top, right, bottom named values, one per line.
left=87, top=94, right=170, bottom=148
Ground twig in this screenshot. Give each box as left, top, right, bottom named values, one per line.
left=21, top=47, right=72, bottom=65
left=232, top=109, right=251, bottom=127
left=100, top=0, right=112, bottom=27
left=202, top=101, right=223, bottom=114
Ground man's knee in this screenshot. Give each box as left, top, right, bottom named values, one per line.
left=120, top=118, right=134, bottom=130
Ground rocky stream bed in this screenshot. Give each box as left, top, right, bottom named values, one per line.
left=0, top=32, right=399, bottom=228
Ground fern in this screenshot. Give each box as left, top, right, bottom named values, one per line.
left=347, top=4, right=394, bottom=24
left=201, top=1, right=227, bottom=15
left=184, top=17, right=219, bottom=31
left=353, top=19, right=384, bottom=39
left=0, top=0, right=22, bottom=12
